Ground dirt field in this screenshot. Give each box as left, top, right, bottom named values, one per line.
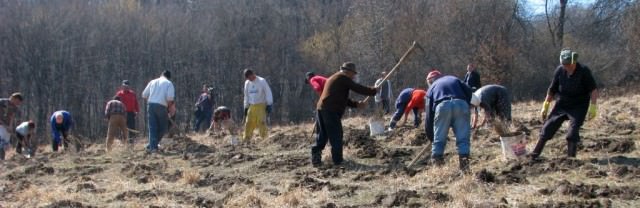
left=1, top=95, right=639, bottom=207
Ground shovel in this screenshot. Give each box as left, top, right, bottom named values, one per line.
left=363, top=41, right=425, bottom=136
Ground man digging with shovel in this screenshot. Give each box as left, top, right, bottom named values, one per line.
left=311, top=62, right=378, bottom=167
left=388, top=88, right=426, bottom=131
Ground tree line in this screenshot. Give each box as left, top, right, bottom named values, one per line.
left=0, top=0, right=638, bottom=140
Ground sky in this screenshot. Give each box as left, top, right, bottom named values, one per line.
left=527, top=0, right=597, bottom=14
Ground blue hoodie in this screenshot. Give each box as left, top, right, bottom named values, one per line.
left=50, top=111, right=73, bottom=143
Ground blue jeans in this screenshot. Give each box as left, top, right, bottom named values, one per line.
left=389, top=102, right=419, bottom=128
left=194, top=111, right=212, bottom=132
left=431, top=99, right=471, bottom=157
left=311, top=110, right=344, bottom=164
left=147, top=103, right=168, bottom=151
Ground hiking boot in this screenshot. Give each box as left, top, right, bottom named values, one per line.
left=567, top=142, right=577, bottom=158
left=530, top=139, right=547, bottom=159
left=459, top=155, right=471, bottom=174
left=430, top=155, right=445, bottom=166
left=311, top=152, right=322, bottom=167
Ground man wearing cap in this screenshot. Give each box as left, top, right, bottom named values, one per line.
left=388, top=88, right=426, bottom=130
left=115, top=80, right=140, bottom=139
left=305, top=72, right=327, bottom=96
left=311, top=62, right=378, bottom=166
left=194, top=84, right=215, bottom=133
left=142, top=70, right=175, bottom=153
left=0, top=92, right=23, bottom=159
left=243, top=69, right=273, bottom=141
left=425, top=70, right=473, bottom=172
left=374, top=71, right=393, bottom=114
left=470, top=85, right=512, bottom=130
left=105, top=96, right=128, bottom=151
left=50, top=110, right=75, bottom=152
left=530, top=49, right=598, bottom=159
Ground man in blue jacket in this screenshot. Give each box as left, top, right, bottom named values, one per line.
left=50, top=110, right=77, bottom=152
left=425, top=70, right=473, bottom=173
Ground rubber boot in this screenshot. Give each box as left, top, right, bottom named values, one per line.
left=528, top=139, right=547, bottom=160
left=431, top=155, right=445, bottom=166
left=459, top=155, right=471, bottom=174
left=567, top=142, right=577, bottom=158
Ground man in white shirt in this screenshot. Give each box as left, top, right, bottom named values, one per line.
left=243, top=69, right=273, bottom=141
left=374, top=71, right=393, bottom=114
left=142, top=70, right=175, bottom=153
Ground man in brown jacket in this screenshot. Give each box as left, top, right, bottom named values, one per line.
left=311, top=62, right=378, bottom=166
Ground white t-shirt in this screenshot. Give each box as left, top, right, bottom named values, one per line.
left=243, top=76, right=273, bottom=108
left=142, top=76, right=175, bottom=106
left=15, top=121, right=30, bottom=136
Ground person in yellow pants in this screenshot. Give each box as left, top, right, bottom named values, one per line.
left=242, top=69, right=273, bottom=141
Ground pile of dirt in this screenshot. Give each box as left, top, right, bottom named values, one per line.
left=344, top=129, right=383, bottom=158
left=23, top=163, right=55, bottom=176
left=43, top=200, right=96, bottom=208
left=526, top=199, right=612, bottom=208
left=164, top=136, right=216, bottom=154
left=196, top=173, right=254, bottom=191
left=374, top=189, right=421, bottom=207
left=554, top=180, right=638, bottom=200
left=269, top=131, right=310, bottom=149
left=582, top=138, right=635, bottom=153
left=257, top=154, right=309, bottom=171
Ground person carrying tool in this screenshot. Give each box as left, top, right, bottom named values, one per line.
left=15, top=120, right=35, bottom=158
left=388, top=88, right=426, bottom=130
left=115, top=80, right=140, bottom=139
left=209, top=106, right=235, bottom=135
left=425, top=70, right=473, bottom=173
left=529, top=49, right=598, bottom=159
left=470, top=85, right=512, bottom=130
left=306, top=72, right=327, bottom=96
left=311, top=62, right=378, bottom=167
left=374, top=71, right=393, bottom=114
left=50, top=110, right=77, bottom=152
left=142, top=70, right=175, bottom=153
left=105, top=96, right=129, bottom=151
left=0, top=93, right=23, bottom=160
left=243, top=69, right=273, bottom=141
left=194, top=84, right=215, bottom=133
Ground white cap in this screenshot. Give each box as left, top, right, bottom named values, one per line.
left=470, top=93, right=481, bottom=106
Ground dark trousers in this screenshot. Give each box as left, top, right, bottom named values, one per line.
left=15, top=133, right=29, bottom=154
left=147, top=103, right=168, bottom=151
left=311, top=110, right=344, bottom=164
left=539, top=105, right=588, bottom=143
left=126, top=112, right=136, bottom=138
left=380, top=99, right=390, bottom=114
left=52, top=130, right=71, bottom=152
left=194, top=111, right=212, bottom=132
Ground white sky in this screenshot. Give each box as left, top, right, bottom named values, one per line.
left=527, top=0, right=597, bottom=14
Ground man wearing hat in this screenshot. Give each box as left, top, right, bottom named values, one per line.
left=142, top=70, right=175, bottom=153
left=243, top=69, right=273, bottom=141
left=311, top=62, right=378, bottom=166
left=374, top=71, right=393, bottom=114
left=116, top=80, right=140, bottom=140
left=0, top=92, right=23, bottom=159
left=530, top=48, right=598, bottom=159
left=388, top=88, right=426, bottom=130
left=425, top=70, right=473, bottom=172
left=305, top=72, right=327, bottom=96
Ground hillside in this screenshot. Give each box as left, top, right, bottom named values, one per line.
left=1, top=94, right=639, bottom=207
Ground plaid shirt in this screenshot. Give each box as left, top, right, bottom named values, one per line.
left=105, top=100, right=126, bottom=118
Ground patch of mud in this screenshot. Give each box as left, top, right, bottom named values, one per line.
left=196, top=173, right=254, bottom=191
left=58, top=165, right=104, bottom=177
left=582, top=138, right=635, bottom=153
left=164, top=136, right=216, bottom=154
left=269, top=132, right=309, bottom=149
left=344, top=129, right=383, bottom=159
left=554, top=180, right=638, bottom=200
left=375, top=190, right=421, bottom=207
left=192, top=152, right=256, bottom=167
left=294, top=176, right=330, bottom=191
left=257, top=154, right=309, bottom=171
left=42, top=200, right=96, bottom=208
left=23, top=163, right=55, bottom=176
left=67, top=182, right=105, bottom=193
left=526, top=199, right=612, bottom=208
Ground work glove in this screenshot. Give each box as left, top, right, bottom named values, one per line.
left=266, top=105, right=272, bottom=114
left=587, top=103, right=597, bottom=121
left=540, top=101, right=550, bottom=121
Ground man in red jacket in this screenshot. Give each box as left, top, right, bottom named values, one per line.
left=115, top=80, right=140, bottom=141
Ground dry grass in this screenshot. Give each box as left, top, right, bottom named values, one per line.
left=181, top=169, right=201, bottom=185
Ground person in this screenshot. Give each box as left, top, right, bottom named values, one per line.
left=388, top=88, right=426, bottom=130
left=0, top=93, right=23, bottom=160
left=243, top=69, right=273, bottom=141
left=142, top=70, right=175, bottom=153
left=50, top=110, right=77, bottom=152
left=470, top=85, right=512, bottom=132
left=463, top=64, right=481, bottom=92
left=15, top=120, right=35, bottom=157
left=194, top=85, right=214, bottom=132
left=311, top=62, right=378, bottom=166
left=209, top=106, right=235, bottom=136
left=105, top=96, right=129, bottom=151
left=305, top=72, right=327, bottom=96
left=115, top=80, right=140, bottom=139
left=530, top=49, right=598, bottom=159
left=374, top=71, right=393, bottom=114
left=425, top=70, right=473, bottom=172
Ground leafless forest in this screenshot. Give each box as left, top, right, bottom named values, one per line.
left=1, top=0, right=638, bottom=140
